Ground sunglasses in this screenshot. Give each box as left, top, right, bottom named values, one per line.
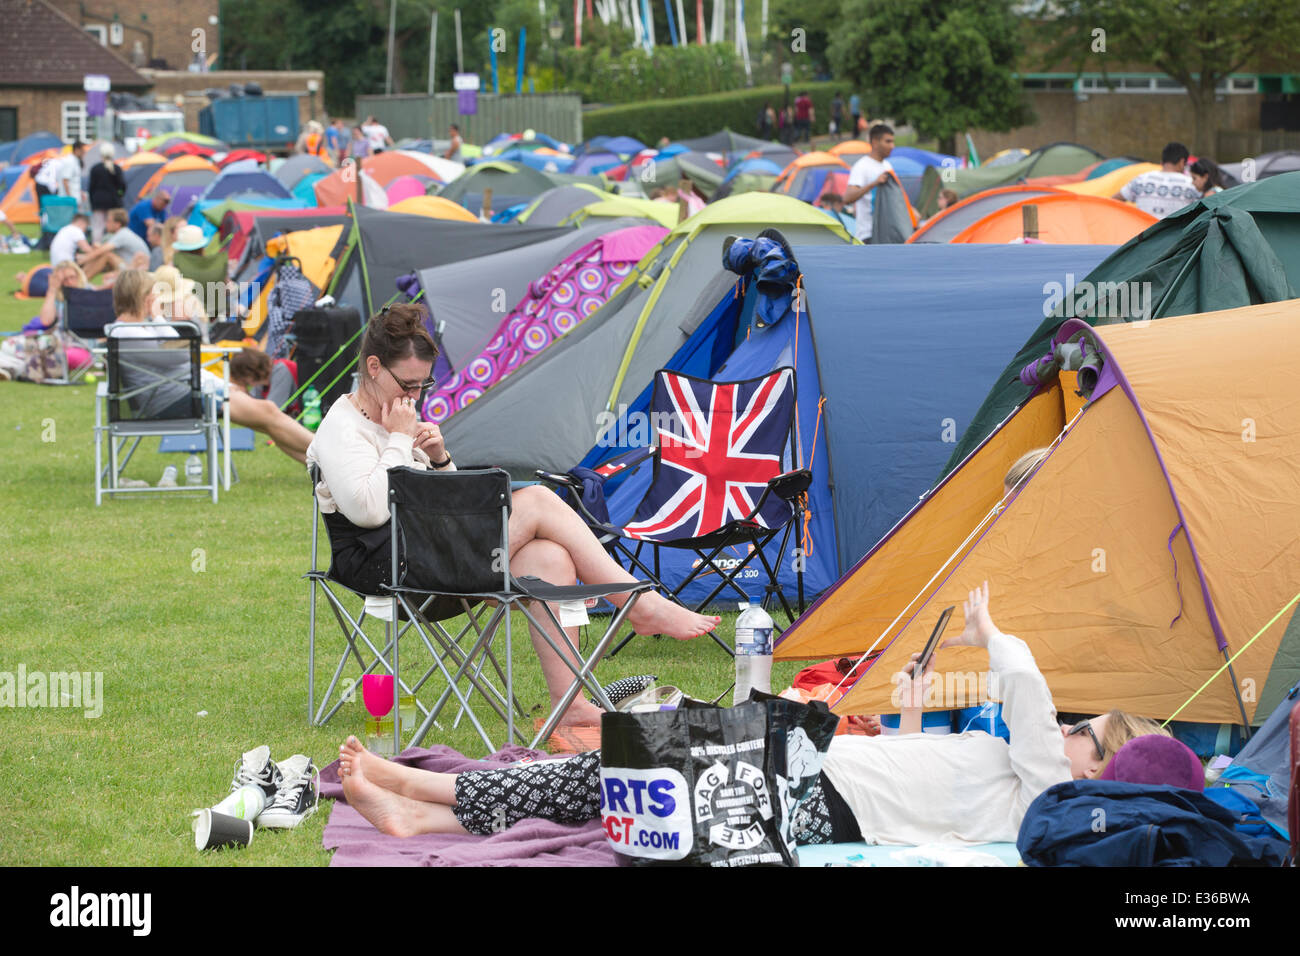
left=382, top=363, right=437, bottom=395
left=1067, top=719, right=1106, bottom=762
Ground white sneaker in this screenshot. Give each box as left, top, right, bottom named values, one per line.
left=258, top=754, right=319, bottom=829
left=229, top=744, right=282, bottom=802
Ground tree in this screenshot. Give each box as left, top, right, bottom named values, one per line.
left=1040, top=0, right=1300, bottom=153
left=829, top=0, right=1032, bottom=155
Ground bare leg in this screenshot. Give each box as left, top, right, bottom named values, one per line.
left=338, top=735, right=457, bottom=803
left=506, top=485, right=718, bottom=640
left=340, top=747, right=467, bottom=837
left=511, top=539, right=605, bottom=725
left=225, top=391, right=313, bottom=463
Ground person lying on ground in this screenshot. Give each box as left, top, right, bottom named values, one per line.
left=307, top=305, right=720, bottom=731
left=335, top=582, right=1166, bottom=845
left=108, top=269, right=315, bottom=464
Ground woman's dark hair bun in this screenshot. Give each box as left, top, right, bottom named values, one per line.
left=360, top=302, right=438, bottom=366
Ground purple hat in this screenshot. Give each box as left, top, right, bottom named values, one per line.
left=1099, top=734, right=1204, bottom=791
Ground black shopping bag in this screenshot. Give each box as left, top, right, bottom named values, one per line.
left=599, top=695, right=837, bottom=867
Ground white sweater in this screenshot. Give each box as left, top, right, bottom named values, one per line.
left=305, top=395, right=449, bottom=528
left=820, top=631, right=1073, bottom=845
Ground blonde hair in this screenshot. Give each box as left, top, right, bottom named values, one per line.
left=159, top=216, right=186, bottom=268
left=100, top=143, right=116, bottom=173
left=112, top=269, right=155, bottom=317
left=1004, top=447, right=1050, bottom=492
left=1099, top=710, right=1170, bottom=773
left=50, top=260, right=87, bottom=300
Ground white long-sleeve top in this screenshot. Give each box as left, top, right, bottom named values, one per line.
left=305, top=395, right=451, bottom=528
left=820, top=631, right=1073, bottom=845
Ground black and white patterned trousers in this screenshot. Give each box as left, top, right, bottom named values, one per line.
left=453, top=751, right=604, bottom=835
left=451, top=750, right=845, bottom=844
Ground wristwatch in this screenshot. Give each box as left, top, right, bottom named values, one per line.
left=430, top=454, right=453, bottom=469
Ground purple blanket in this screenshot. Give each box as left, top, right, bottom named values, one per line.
left=321, top=745, right=618, bottom=867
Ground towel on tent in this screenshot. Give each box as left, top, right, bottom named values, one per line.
left=320, top=745, right=617, bottom=867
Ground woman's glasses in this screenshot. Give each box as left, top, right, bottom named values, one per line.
left=1067, top=719, right=1106, bottom=762
left=382, top=364, right=437, bottom=395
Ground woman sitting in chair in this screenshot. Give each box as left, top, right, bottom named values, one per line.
left=109, top=269, right=316, bottom=463
left=305, top=305, right=720, bottom=730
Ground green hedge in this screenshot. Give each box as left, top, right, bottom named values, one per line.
left=582, top=83, right=847, bottom=147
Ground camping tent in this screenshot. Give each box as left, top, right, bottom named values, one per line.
left=578, top=241, right=1113, bottom=607
left=327, top=203, right=572, bottom=317
left=942, top=172, right=1300, bottom=478
left=627, top=151, right=727, bottom=200
left=1221, top=150, right=1300, bottom=183
left=437, top=160, right=564, bottom=213
left=946, top=194, right=1156, bottom=245
left=437, top=193, right=855, bottom=476
left=200, top=170, right=292, bottom=203
left=0, top=131, right=62, bottom=166
left=415, top=223, right=668, bottom=424
left=678, top=129, right=776, bottom=161
left=776, top=300, right=1300, bottom=728
left=1060, top=162, right=1159, bottom=198
left=135, top=155, right=219, bottom=204
left=516, top=184, right=614, bottom=225
left=313, top=166, right=389, bottom=208
left=0, top=165, right=41, bottom=223
left=386, top=195, right=479, bottom=221
left=773, top=152, right=851, bottom=202
left=917, top=143, right=1105, bottom=216
left=909, top=186, right=1067, bottom=243
left=274, top=154, right=332, bottom=191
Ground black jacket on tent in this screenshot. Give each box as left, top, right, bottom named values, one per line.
left=331, top=204, right=571, bottom=317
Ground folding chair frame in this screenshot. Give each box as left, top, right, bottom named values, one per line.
left=94, top=321, right=221, bottom=505
left=383, top=467, right=652, bottom=755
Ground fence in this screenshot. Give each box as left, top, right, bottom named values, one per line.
left=354, top=92, right=582, bottom=145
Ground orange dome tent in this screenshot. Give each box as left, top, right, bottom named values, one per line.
left=360, top=152, right=439, bottom=187
left=908, top=185, right=1070, bottom=243
left=136, top=154, right=219, bottom=200
left=948, top=193, right=1156, bottom=245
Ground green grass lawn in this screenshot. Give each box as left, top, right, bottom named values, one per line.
left=0, top=235, right=803, bottom=866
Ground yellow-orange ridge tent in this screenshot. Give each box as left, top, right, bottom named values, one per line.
left=775, top=299, right=1300, bottom=726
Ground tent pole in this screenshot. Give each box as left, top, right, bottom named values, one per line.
left=1222, top=652, right=1253, bottom=740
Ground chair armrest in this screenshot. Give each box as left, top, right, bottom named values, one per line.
left=534, top=469, right=582, bottom=491
left=768, top=468, right=812, bottom=501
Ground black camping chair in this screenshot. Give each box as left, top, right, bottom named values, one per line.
left=305, top=464, right=507, bottom=749
left=384, top=467, right=653, bottom=752
left=539, top=367, right=811, bottom=657
left=94, top=321, right=220, bottom=504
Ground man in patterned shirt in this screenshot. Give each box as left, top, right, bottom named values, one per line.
left=1113, top=142, right=1200, bottom=219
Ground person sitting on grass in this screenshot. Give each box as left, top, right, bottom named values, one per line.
left=334, top=582, right=1166, bottom=845
left=307, top=305, right=720, bottom=732
left=108, top=269, right=316, bottom=463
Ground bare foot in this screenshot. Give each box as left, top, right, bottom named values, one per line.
left=626, top=593, right=719, bottom=640
left=340, top=750, right=422, bottom=838
left=556, top=698, right=605, bottom=727
left=338, top=735, right=405, bottom=792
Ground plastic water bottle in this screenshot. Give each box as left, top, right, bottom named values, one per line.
left=184, top=454, right=204, bottom=486
left=733, top=599, right=775, bottom=706
left=302, top=387, right=322, bottom=431
left=158, top=464, right=178, bottom=488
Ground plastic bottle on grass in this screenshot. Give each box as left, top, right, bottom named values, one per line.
left=184, top=454, right=204, bottom=486
left=302, top=387, right=322, bottom=431
left=733, top=598, right=774, bottom=706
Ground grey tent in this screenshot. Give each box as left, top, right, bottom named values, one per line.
left=406, top=218, right=648, bottom=374
left=1220, top=150, right=1300, bottom=185
left=678, top=129, right=775, bottom=158
left=438, top=161, right=608, bottom=216
left=630, top=150, right=727, bottom=199
left=328, top=204, right=571, bottom=316
left=517, top=184, right=610, bottom=226
left=439, top=193, right=854, bottom=476
left=274, top=154, right=332, bottom=191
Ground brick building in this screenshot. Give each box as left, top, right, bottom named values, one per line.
left=0, top=0, right=324, bottom=145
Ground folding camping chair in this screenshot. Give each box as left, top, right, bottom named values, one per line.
left=384, top=467, right=652, bottom=752
left=53, top=285, right=117, bottom=385
left=539, top=367, right=811, bottom=657
left=94, top=321, right=221, bottom=504
left=174, top=238, right=232, bottom=318
left=308, top=465, right=538, bottom=754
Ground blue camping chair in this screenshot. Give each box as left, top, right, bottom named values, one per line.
left=539, top=366, right=811, bottom=656
left=40, top=195, right=78, bottom=236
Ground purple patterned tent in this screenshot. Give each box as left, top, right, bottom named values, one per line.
left=422, top=224, right=667, bottom=424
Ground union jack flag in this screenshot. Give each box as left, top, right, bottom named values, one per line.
left=622, top=368, right=795, bottom=542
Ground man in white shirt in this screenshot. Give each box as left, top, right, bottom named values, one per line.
left=843, top=124, right=896, bottom=241
left=57, top=141, right=88, bottom=205
left=361, top=116, right=393, bottom=154
left=1114, top=142, right=1200, bottom=219
left=49, top=213, right=93, bottom=265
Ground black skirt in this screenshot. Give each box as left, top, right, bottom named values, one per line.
left=322, top=511, right=473, bottom=622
